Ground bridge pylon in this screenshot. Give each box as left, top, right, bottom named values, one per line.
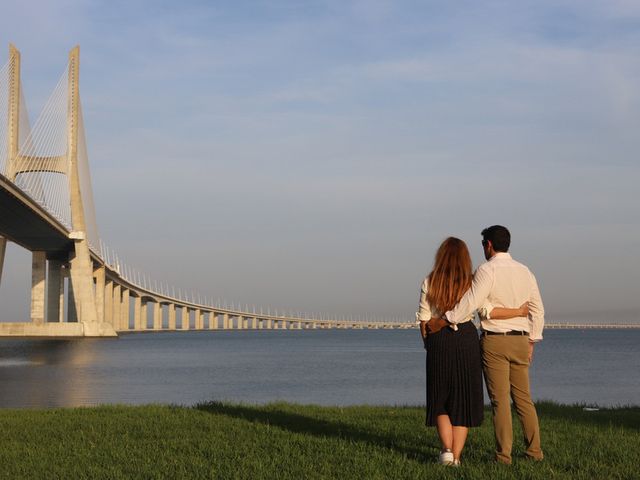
left=65, top=46, right=114, bottom=335
left=0, top=45, right=115, bottom=336
left=0, top=44, right=21, bottom=288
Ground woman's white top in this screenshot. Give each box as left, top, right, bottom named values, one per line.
left=415, top=277, right=492, bottom=330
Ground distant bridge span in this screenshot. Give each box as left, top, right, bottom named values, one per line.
left=0, top=45, right=410, bottom=337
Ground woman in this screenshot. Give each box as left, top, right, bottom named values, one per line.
left=416, top=237, right=527, bottom=467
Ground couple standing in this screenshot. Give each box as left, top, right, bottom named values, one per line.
left=417, top=225, right=544, bottom=466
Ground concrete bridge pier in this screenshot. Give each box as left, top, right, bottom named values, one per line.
left=153, top=301, right=161, bottom=331
left=133, top=296, right=142, bottom=330
left=141, top=301, right=148, bottom=330
left=67, top=278, right=78, bottom=321
left=93, top=266, right=105, bottom=324
left=182, top=307, right=190, bottom=330
left=104, top=280, right=113, bottom=326
left=46, top=259, right=63, bottom=323
left=30, top=251, right=46, bottom=325
left=60, top=266, right=69, bottom=321
left=120, top=288, right=130, bottom=331
left=112, top=284, right=121, bottom=330
left=168, top=304, right=176, bottom=330
left=0, top=237, right=6, bottom=287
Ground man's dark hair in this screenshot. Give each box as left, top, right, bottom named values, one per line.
left=481, top=225, right=511, bottom=252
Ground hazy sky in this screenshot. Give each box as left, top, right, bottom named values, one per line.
left=1, top=0, right=639, bottom=322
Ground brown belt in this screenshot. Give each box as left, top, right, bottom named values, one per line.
left=484, top=330, right=528, bottom=336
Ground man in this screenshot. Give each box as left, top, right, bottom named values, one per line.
left=427, top=225, right=544, bottom=464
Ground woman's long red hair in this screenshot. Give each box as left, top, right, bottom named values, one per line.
left=426, top=237, right=473, bottom=314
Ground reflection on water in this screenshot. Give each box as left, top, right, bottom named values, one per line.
left=0, top=359, right=41, bottom=367
left=0, top=340, right=103, bottom=407
left=0, top=329, right=638, bottom=409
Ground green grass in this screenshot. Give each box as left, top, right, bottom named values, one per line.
left=0, top=401, right=638, bottom=479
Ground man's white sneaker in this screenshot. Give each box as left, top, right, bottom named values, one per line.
left=438, top=449, right=454, bottom=465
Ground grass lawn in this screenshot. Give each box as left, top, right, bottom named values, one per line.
left=0, top=401, right=638, bottom=479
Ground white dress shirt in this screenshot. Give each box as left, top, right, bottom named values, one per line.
left=444, top=252, right=545, bottom=342
left=416, top=278, right=492, bottom=330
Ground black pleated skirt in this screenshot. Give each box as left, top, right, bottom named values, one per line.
left=425, top=321, right=484, bottom=427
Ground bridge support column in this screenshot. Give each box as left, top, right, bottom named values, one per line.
left=47, top=260, right=63, bottom=322
left=112, top=284, right=121, bottom=330
left=68, top=242, right=101, bottom=326
left=67, top=275, right=78, bottom=322
left=168, top=304, right=176, bottom=330
left=30, top=252, right=46, bottom=324
left=237, top=315, right=243, bottom=330
left=133, top=296, right=142, bottom=330
left=59, top=266, right=68, bottom=321
left=182, top=307, right=190, bottom=330
left=209, top=312, right=217, bottom=330
left=120, top=289, right=130, bottom=331
left=223, top=313, right=229, bottom=329
left=153, top=302, right=161, bottom=330
left=252, top=317, right=258, bottom=329
left=0, top=237, right=6, bottom=287
left=94, top=266, right=105, bottom=323
left=195, top=309, right=202, bottom=330
left=140, top=301, right=148, bottom=330
left=104, top=280, right=113, bottom=326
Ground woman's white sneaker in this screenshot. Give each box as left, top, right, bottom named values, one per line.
left=438, top=449, right=454, bottom=465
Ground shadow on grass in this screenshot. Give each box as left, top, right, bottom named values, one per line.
left=535, top=401, right=640, bottom=431
left=196, top=402, right=437, bottom=463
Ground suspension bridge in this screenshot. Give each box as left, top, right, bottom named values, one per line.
left=0, top=45, right=414, bottom=337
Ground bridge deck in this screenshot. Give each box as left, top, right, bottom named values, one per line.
left=0, top=174, right=72, bottom=257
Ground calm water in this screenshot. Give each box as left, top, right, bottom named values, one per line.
left=0, top=329, right=638, bottom=408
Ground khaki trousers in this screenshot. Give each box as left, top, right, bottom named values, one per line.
left=481, top=335, right=543, bottom=464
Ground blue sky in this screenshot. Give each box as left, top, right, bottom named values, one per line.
left=1, top=0, right=639, bottom=322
